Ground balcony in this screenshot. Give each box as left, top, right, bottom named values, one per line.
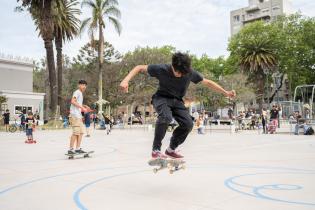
left=245, top=5, right=260, bottom=12
left=243, top=12, right=271, bottom=23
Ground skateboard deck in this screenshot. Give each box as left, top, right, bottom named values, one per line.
left=65, top=151, right=94, bottom=159
left=25, top=139, right=37, bottom=144
left=148, top=158, right=186, bottom=174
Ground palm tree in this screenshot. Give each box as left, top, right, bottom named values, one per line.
left=81, top=0, right=122, bottom=114
left=239, top=38, right=277, bottom=109
left=17, top=0, right=58, bottom=115
left=53, top=0, right=81, bottom=112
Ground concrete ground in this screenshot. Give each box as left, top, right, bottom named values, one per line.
left=0, top=128, right=314, bottom=210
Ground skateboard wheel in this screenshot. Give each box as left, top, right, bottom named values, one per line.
left=25, top=141, right=28, bottom=143
left=84, top=154, right=89, bottom=158
left=153, top=168, right=158, bottom=173
left=182, top=165, right=186, bottom=170
left=169, top=170, right=174, bottom=174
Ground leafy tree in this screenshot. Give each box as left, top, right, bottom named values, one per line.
left=229, top=21, right=280, bottom=108
left=17, top=0, right=58, bottom=114
left=81, top=0, right=122, bottom=113
left=53, top=0, right=81, bottom=111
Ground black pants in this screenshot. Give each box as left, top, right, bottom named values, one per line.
left=262, top=118, right=266, bottom=133
left=152, top=95, right=193, bottom=151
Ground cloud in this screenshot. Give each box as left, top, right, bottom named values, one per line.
left=0, top=0, right=314, bottom=61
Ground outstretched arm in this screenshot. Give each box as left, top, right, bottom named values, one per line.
left=119, top=65, right=148, bottom=93
left=201, top=78, right=236, bottom=98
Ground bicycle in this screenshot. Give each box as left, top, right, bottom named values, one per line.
left=9, top=119, right=24, bottom=133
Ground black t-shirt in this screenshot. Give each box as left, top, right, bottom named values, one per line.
left=270, top=109, right=279, bottom=119
left=147, top=64, right=203, bottom=100
left=3, top=113, right=10, bottom=121
left=25, top=118, right=35, bottom=129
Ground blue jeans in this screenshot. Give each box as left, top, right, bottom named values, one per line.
left=294, top=124, right=305, bottom=135
left=26, top=128, right=33, bottom=137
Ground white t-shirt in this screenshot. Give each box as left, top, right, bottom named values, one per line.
left=70, top=89, right=83, bottom=118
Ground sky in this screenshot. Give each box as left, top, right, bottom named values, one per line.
left=0, top=0, right=314, bottom=62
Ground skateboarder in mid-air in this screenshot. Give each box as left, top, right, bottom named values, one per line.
left=120, top=52, right=236, bottom=159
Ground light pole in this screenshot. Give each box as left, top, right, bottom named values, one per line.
left=263, top=68, right=270, bottom=110
left=274, top=72, right=282, bottom=128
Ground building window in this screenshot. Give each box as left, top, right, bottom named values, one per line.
left=14, top=105, right=33, bottom=115
left=273, top=6, right=280, bottom=11
left=259, top=0, right=264, bottom=3
left=234, top=15, right=240, bottom=22
left=1, top=103, right=8, bottom=113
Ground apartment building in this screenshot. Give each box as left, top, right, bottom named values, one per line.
left=230, top=0, right=293, bottom=35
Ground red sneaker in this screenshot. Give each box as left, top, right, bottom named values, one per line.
left=165, top=149, right=184, bottom=159
left=151, top=150, right=167, bottom=159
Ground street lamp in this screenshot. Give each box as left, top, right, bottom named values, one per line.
left=263, top=68, right=270, bottom=110
left=273, top=72, right=282, bottom=128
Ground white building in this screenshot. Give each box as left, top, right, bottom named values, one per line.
left=230, top=0, right=294, bottom=35
left=0, top=54, right=45, bottom=124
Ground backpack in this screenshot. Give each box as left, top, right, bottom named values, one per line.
left=304, top=126, right=314, bottom=135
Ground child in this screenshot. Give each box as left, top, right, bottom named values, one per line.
left=2, top=109, right=10, bottom=132
left=25, top=112, right=36, bottom=142
left=84, top=111, right=91, bottom=137
left=196, top=116, right=205, bottom=134
left=103, top=114, right=113, bottom=135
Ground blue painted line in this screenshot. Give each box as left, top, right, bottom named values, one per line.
left=73, top=170, right=148, bottom=210
left=0, top=165, right=139, bottom=196
left=252, top=184, right=315, bottom=206
left=1, top=163, right=315, bottom=208
left=0, top=147, right=117, bottom=164
left=224, top=172, right=315, bottom=206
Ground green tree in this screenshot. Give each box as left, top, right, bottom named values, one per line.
left=17, top=0, right=58, bottom=115
left=53, top=0, right=81, bottom=111
left=228, top=21, right=278, bottom=109
left=273, top=14, right=315, bottom=96
left=67, top=41, right=121, bottom=110
left=81, top=0, right=122, bottom=113
left=0, top=96, right=7, bottom=113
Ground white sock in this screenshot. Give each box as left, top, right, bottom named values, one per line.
left=167, top=147, right=174, bottom=152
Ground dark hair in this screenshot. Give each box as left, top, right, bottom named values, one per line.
left=172, top=52, right=192, bottom=74
left=78, top=80, right=87, bottom=85
left=28, top=112, right=33, bottom=115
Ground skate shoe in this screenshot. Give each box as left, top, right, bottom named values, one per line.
left=68, top=150, right=76, bottom=155
left=151, top=150, right=167, bottom=159
left=75, top=148, right=86, bottom=154
left=165, top=148, right=184, bottom=159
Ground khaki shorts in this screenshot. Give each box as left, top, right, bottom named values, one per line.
left=69, top=116, right=85, bottom=135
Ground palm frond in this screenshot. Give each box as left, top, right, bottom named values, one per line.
left=103, top=6, right=121, bottom=19
left=108, top=16, right=122, bottom=35
left=81, top=0, right=96, bottom=9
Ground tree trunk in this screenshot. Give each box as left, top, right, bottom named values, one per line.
left=98, top=21, right=104, bottom=113
left=256, top=73, right=265, bottom=111
left=269, top=74, right=284, bottom=103
left=44, top=61, right=50, bottom=121
left=55, top=34, right=63, bottom=115
left=40, top=0, right=57, bottom=117
left=44, top=39, right=57, bottom=115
